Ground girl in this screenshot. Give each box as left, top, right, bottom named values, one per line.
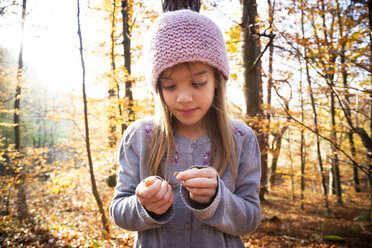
left=110, top=7, right=261, bottom=248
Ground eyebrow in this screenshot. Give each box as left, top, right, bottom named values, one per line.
left=160, top=70, right=208, bottom=81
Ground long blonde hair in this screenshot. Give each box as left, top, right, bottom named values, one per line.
left=146, top=66, right=237, bottom=180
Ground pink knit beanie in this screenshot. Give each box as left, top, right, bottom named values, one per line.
left=147, top=9, right=230, bottom=90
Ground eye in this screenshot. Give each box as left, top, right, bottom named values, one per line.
left=192, top=81, right=207, bottom=88
left=162, top=84, right=176, bottom=90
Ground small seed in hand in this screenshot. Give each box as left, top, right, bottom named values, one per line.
left=174, top=172, right=179, bottom=176
left=144, top=179, right=153, bottom=187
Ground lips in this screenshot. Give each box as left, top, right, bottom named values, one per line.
left=177, top=108, right=197, bottom=116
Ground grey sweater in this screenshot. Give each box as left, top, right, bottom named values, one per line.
left=110, top=117, right=261, bottom=248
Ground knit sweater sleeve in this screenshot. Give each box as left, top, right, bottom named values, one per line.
left=109, top=119, right=175, bottom=231
left=180, top=123, right=261, bottom=236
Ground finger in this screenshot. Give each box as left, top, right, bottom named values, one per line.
left=177, top=168, right=216, bottom=181
left=155, top=191, right=174, bottom=214
left=183, top=177, right=217, bottom=188
left=151, top=180, right=169, bottom=202
left=186, top=186, right=215, bottom=197
left=137, top=179, right=162, bottom=199
left=148, top=193, right=174, bottom=215
left=146, top=184, right=174, bottom=214
left=154, top=184, right=174, bottom=209
left=189, top=193, right=211, bottom=204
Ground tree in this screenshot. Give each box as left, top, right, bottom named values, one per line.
left=121, top=0, right=135, bottom=132
left=300, top=0, right=330, bottom=215
left=77, top=0, right=110, bottom=235
left=14, top=0, right=26, bottom=152
left=241, top=0, right=267, bottom=200
left=12, top=0, right=33, bottom=223
left=108, top=0, right=118, bottom=148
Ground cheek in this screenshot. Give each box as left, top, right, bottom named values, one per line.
left=200, top=88, right=215, bottom=106
left=161, top=92, right=173, bottom=108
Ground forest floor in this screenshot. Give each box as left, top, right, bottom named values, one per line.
left=242, top=185, right=371, bottom=248
left=0, top=177, right=371, bottom=248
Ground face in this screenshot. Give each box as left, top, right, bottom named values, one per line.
left=159, top=62, right=216, bottom=134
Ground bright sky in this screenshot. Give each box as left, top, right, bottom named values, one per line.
left=0, top=0, right=268, bottom=104
left=0, top=0, right=105, bottom=95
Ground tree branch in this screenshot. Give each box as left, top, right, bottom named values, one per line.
left=276, top=97, right=368, bottom=175
left=249, top=34, right=275, bottom=72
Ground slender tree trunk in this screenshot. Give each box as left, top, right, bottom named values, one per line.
left=369, top=0, right=372, bottom=142
left=300, top=70, right=306, bottom=209
left=319, top=0, right=342, bottom=204
left=77, top=0, right=110, bottom=235
left=108, top=0, right=118, bottom=148
left=13, top=0, right=32, bottom=224
left=266, top=0, right=274, bottom=190
left=269, top=127, right=287, bottom=187
left=368, top=0, right=372, bottom=224
left=14, top=0, right=27, bottom=152
left=330, top=86, right=342, bottom=204
left=337, top=1, right=360, bottom=193
left=301, top=2, right=329, bottom=215
left=288, top=128, right=295, bottom=200
left=122, top=0, right=134, bottom=132
left=295, top=0, right=306, bottom=209
left=241, top=0, right=267, bottom=200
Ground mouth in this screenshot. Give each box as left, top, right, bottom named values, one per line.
left=177, top=108, right=197, bottom=116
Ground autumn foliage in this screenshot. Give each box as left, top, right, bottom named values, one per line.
left=0, top=0, right=371, bottom=247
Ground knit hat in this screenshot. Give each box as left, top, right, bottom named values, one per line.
left=147, top=9, right=230, bottom=90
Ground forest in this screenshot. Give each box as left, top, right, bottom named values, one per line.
left=0, top=0, right=371, bottom=247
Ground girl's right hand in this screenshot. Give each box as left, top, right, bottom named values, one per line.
left=135, top=176, right=174, bottom=215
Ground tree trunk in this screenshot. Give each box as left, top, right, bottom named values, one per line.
left=121, top=0, right=135, bottom=132
left=13, top=0, right=33, bottom=224
left=337, top=1, right=360, bottom=193
left=241, top=0, right=267, bottom=201
left=301, top=2, right=329, bottom=215
left=77, top=0, right=110, bottom=235
left=266, top=0, right=274, bottom=190
left=296, top=31, right=307, bottom=208
left=14, top=0, right=27, bottom=152
left=368, top=0, right=372, bottom=224
left=300, top=78, right=306, bottom=209
left=287, top=128, right=295, bottom=200
left=108, top=0, right=118, bottom=148
left=162, top=0, right=200, bottom=12
left=330, top=87, right=342, bottom=204
left=269, top=126, right=287, bottom=187
left=319, top=0, right=342, bottom=205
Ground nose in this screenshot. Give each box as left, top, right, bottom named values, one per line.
left=176, top=87, right=193, bottom=104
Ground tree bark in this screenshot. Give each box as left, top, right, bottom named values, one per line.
left=241, top=0, right=267, bottom=201
left=266, top=0, right=273, bottom=189
left=13, top=0, right=33, bottom=224
left=14, top=0, right=27, bottom=152
left=300, top=67, right=306, bottom=209
left=269, top=126, right=287, bottom=187
left=108, top=0, right=118, bottom=148
left=121, top=0, right=135, bottom=133
left=337, top=1, right=360, bottom=193
left=162, top=0, right=200, bottom=12
left=301, top=2, right=329, bottom=215
left=77, top=0, right=110, bottom=235
left=319, top=0, right=342, bottom=204
left=368, top=0, right=372, bottom=224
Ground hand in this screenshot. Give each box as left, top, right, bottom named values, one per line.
left=135, top=176, right=174, bottom=215
left=176, top=167, right=218, bottom=204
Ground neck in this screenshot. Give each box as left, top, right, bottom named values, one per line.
left=175, top=122, right=207, bottom=140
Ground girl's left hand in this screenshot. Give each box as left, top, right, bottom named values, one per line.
left=176, top=167, right=218, bottom=204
